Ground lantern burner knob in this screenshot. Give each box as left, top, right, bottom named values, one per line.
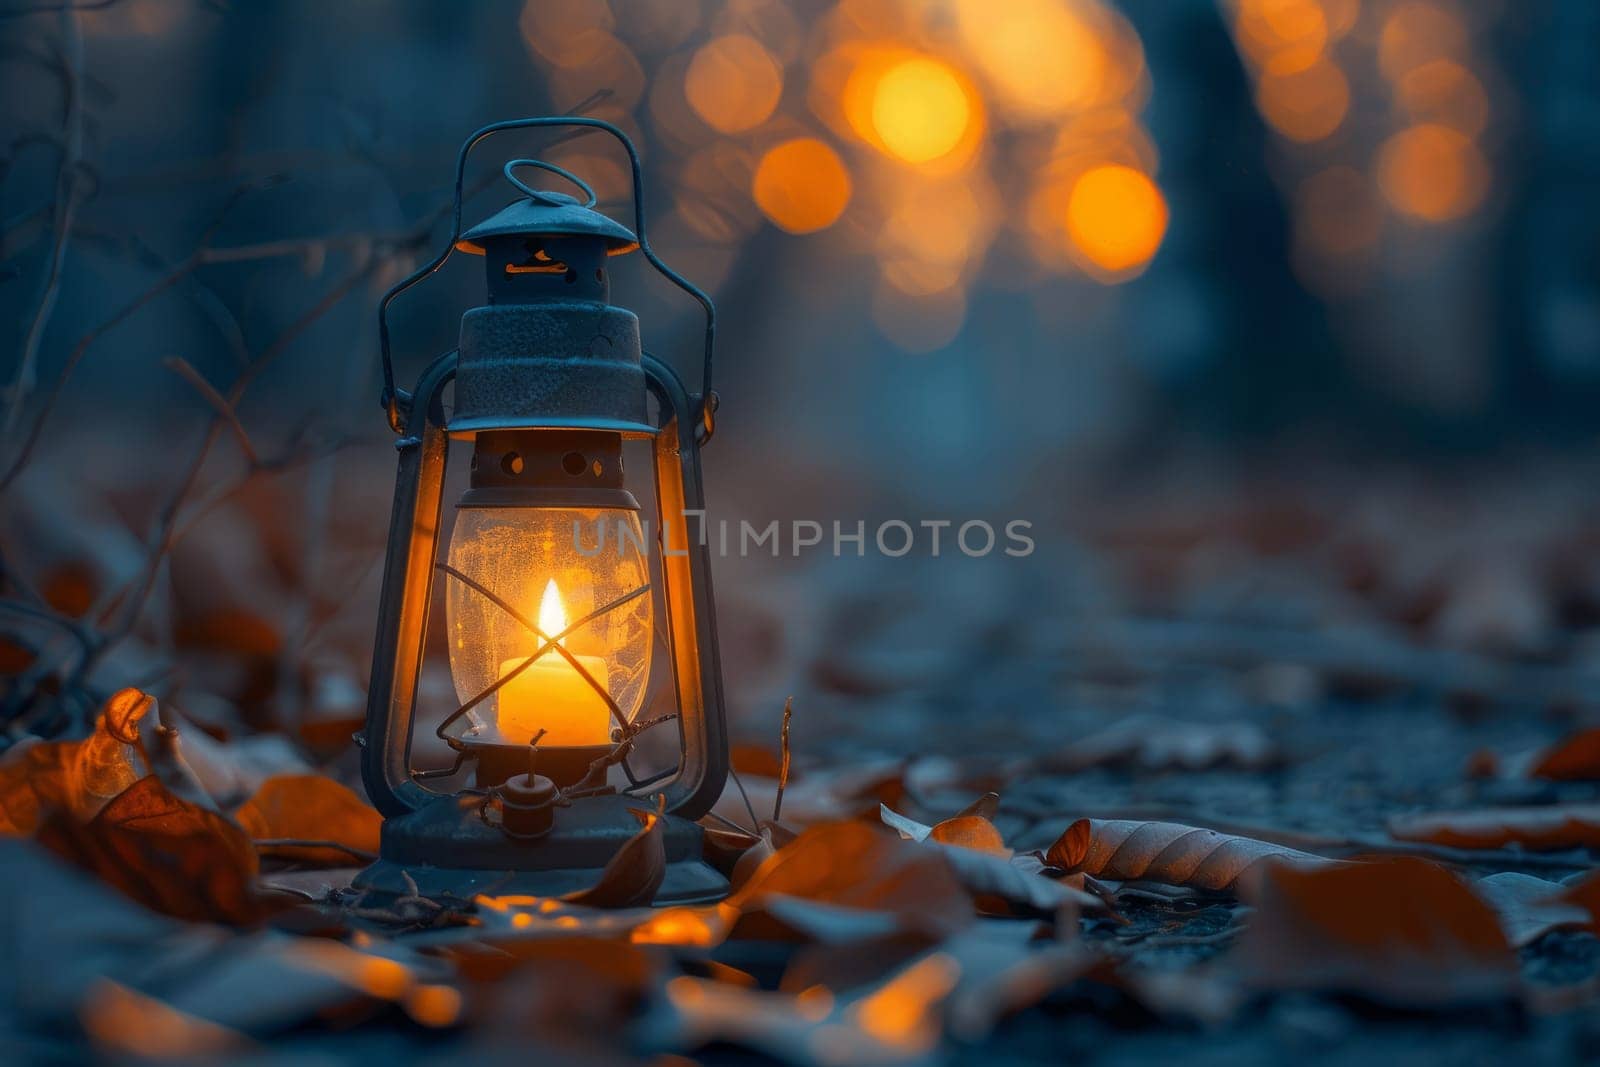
left=498, top=773, right=557, bottom=839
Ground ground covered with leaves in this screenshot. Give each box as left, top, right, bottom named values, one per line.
left=9, top=470, right=1600, bottom=1063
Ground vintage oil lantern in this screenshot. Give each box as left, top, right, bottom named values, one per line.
left=358, top=118, right=728, bottom=903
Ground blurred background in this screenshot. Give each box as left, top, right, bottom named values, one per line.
left=4, top=0, right=1600, bottom=767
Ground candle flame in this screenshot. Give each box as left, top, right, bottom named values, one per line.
left=538, top=578, right=568, bottom=646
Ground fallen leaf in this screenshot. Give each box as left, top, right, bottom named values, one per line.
left=234, top=774, right=381, bottom=866
left=562, top=808, right=666, bottom=909
left=879, top=802, right=1007, bottom=854
left=1233, top=857, right=1519, bottom=1006
left=936, top=846, right=1100, bottom=917
left=0, top=687, right=153, bottom=834
left=37, top=775, right=267, bottom=924
left=1474, top=872, right=1593, bottom=947
left=82, top=980, right=251, bottom=1060
left=1387, top=805, right=1600, bottom=851
left=928, top=816, right=1009, bottom=856
left=731, top=821, right=972, bottom=940
left=645, top=951, right=960, bottom=1066
left=1528, top=728, right=1600, bottom=781
left=1046, top=818, right=1339, bottom=893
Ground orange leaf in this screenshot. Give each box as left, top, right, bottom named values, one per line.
left=1528, top=728, right=1600, bottom=781
left=928, top=815, right=1009, bottom=857
left=730, top=821, right=971, bottom=939
left=37, top=775, right=266, bottom=924
left=1235, top=857, right=1518, bottom=1006
left=0, top=687, right=153, bottom=835
left=1387, top=805, right=1600, bottom=851
left=233, top=774, right=381, bottom=866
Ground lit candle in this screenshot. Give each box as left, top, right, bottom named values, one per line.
left=496, top=579, right=613, bottom=747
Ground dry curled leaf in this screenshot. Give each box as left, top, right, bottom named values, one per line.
left=1387, top=804, right=1600, bottom=851
left=233, top=774, right=381, bottom=866
left=0, top=687, right=153, bottom=835
left=562, top=808, right=666, bottom=909
left=1047, top=818, right=1339, bottom=893
left=37, top=775, right=267, bottom=924
left=1234, top=857, right=1519, bottom=1006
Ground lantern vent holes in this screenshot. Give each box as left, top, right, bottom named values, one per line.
left=562, top=451, right=588, bottom=477
left=501, top=453, right=524, bottom=476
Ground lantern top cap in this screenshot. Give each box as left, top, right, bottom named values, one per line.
left=455, top=194, right=640, bottom=257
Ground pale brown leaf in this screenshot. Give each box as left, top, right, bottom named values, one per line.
left=1387, top=804, right=1600, bottom=851
left=1047, top=818, right=1339, bottom=893
left=1474, top=872, right=1593, bottom=948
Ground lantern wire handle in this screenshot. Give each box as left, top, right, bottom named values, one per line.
left=502, top=158, right=597, bottom=208
left=377, top=117, right=719, bottom=442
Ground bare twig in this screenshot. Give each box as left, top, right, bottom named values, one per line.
left=161, top=355, right=257, bottom=464
left=4, top=5, right=84, bottom=438
left=773, top=695, right=793, bottom=823
left=252, top=839, right=379, bottom=863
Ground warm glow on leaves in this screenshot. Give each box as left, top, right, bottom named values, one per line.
left=752, top=137, right=852, bottom=234
left=1377, top=123, right=1488, bottom=222
left=685, top=34, right=784, bottom=134
left=1064, top=164, right=1168, bottom=276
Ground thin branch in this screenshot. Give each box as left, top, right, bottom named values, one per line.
left=161, top=355, right=257, bottom=464
left=3, top=6, right=85, bottom=438
left=0, top=1, right=119, bottom=19
left=773, top=696, right=793, bottom=823
left=251, top=839, right=379, bottom=863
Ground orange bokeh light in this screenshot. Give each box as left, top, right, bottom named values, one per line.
left=953, top=0, right=1109, bottom=121
left=684, top=34, right=784, bottom=134
left=1376, top=122, right=1488, bottom=222
left=871, top=56, right=974, bottom=164
left=752, top=137, right=853, bottom=234
left=1378, top=1, right=1468, bottom=83
left=840, top=50, right=981, bottom=168
left=1397, top=58, right=1489, bottom=137
left=1255, top=57, right=1350, bottom=142
left=1234, top=0, right=1329, bottom=75
left=1064, top=164, right=1168, bottom=277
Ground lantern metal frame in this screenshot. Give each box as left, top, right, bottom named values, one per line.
left=356, top=118, right=730, bottom=904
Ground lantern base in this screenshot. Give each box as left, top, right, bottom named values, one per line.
left=351, top=791, right=728, bottom=905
